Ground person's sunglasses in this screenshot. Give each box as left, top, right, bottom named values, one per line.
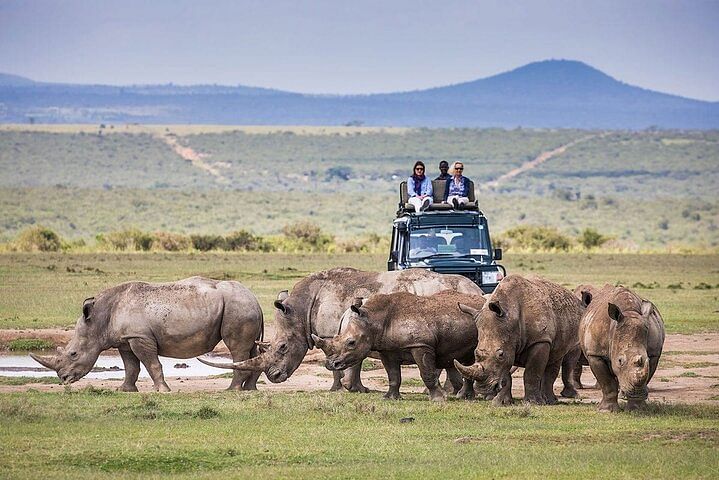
left=415, top=167, right=424, bottom=171
left=456, top=167, right=464, bottom=170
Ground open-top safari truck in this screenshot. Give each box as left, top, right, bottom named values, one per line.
left=388, top=179, right=506, bottom=294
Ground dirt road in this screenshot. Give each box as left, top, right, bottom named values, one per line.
left=2, top=330, right=717, bottom=405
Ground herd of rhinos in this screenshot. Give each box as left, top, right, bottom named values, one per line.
left=30, top=267, right=665, bottom=413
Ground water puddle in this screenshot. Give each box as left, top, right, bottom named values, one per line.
left=0, top=353, right=229, bottom=379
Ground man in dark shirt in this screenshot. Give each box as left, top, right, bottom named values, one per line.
left=434, top=161, right=451, bottom=181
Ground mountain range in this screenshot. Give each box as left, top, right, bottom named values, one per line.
left=1, top=60, right=717, bottom=129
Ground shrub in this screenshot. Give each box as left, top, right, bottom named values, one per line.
left=281, top=221, right=333, bottom=251
left=224, top=230, right=271, bottom=252
left=190, top=234, right=226, bottom=251
left=97, top=229, right=153, bottom=251
left=152, top=231, right=191, bottom=251
left=502, top=226, right=572, bottom=251
left=14, top=226, right=62, bottom=252
left=578, top=228, right=609, bottom=249
left=325, top=166, right=353, bottom=181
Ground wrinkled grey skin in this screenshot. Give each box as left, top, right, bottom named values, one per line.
left=576, top=284, right=665, bottom=412
left=313, top=290, right=486, bottom=402
left=454, top=274, right=584, bottom=406
left=198, top=267, right=482, bottom=391
left=31, top=277, right=263, bottom=392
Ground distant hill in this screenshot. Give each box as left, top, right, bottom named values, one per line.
left=1, top=60, right=717, bottom=128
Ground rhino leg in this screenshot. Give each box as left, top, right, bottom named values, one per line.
left=242, top=371, right=261, bottom=391
left=587, top=355, right=620, bottom=413
left=560, top=347, right=581, bottom=398
left=493, top=373, right=513, bottom=406
left=118, top=348, right=140, bottom=392
left=522, top=342, right=550, bottom=405
left=456, top=377, right=476, bottom=400
left=445, top=367, right=463, bottom=394
left=341, top=364, right=370, bottom=393
left=380, top=353, right=402, bottom=400
left=572, top=362, right=584, bottom=389
left=330, top=370, right=344, bottom=391
left=541, top=361, right=561, bottom=405
left=412, top=348, right=446, bottom=402
left=128, top=338, right=170, bottom=392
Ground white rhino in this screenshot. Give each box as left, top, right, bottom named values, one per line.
left=31, top=277, right=263, bottom=392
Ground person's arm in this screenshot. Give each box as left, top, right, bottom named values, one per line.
left=423, top=178, right=433, bottom=197
left=443, top=178, right=451, bottom=202
left=407, top=177, right=417, bottom=197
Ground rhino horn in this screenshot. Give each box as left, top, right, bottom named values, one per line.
left=311, top=334, right=328, bottom=351
left=197, top=353, right=268, bottom=371
left=30, top=353, right=58, bottom=371
left=453, top=359, right=483, bottom=380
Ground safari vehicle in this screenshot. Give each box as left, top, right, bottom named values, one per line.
left=387, top=180, right=506, bottom=294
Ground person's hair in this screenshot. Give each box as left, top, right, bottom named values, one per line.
left=450, top=161, right=464, bottom=175
left=413, top=161, right=426, bottom=175
left=439, top=161, right=449, bottom=168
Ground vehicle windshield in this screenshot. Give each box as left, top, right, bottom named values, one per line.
left=408, top=225, right=491, bottom=260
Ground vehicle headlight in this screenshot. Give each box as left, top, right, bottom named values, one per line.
left=481, top=270, right=501, bottom=284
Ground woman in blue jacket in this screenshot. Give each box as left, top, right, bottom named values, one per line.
left=443, top=161, right=472, bottom=208
left=407, top=161, right=433, bottom=212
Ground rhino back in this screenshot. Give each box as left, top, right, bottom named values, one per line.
left=110, top=278, right=229, bottom=357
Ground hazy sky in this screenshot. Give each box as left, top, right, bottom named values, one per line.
left=1, top=0, right=718, bottom=100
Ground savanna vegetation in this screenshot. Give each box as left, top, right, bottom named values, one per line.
left=0, top=126, right=717, bottom=249
left=1, top=252, right=716, bottom=333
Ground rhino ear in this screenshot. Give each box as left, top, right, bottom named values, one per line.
left=581, top=290, right=593, bottom=307
left=608, top=303, right=624, bottom=323
left=352, top=297, right=364, bottom=309
left=640, top=300, right=654, bottom=318
left=274, top=300, right=289, bottom=314
left=82, top=297, right=95, bottom=322
left=458, top=303, right=479, bottom=317
left=350, top=305, right=368, bottom=319
left=488, top=301, right=504, bottom=318
left=276, top=290, right=289, bottom=302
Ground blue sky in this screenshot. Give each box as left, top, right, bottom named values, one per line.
left=1, top=0, right=717, bottom=100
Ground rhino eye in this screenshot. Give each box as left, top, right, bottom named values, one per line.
left=70, top=351, right=78, bottom=359
left=277, top=343, right=289, bottom=355
left=496, top=349, right=504, bottom=359
left=346, top=339, right=356, bottom=348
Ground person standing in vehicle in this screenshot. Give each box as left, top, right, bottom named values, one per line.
left=435, top=160, right=451, bottom=181
left=443, top=161, right=471, bottom=208
left=407, top=161, right=433, bottom=212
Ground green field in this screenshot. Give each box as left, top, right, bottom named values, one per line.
left=1, top=126, right=717, bottom=248
left=1, top=252, right=717, bottom=333
left=1, top=390, right=717, bottom=479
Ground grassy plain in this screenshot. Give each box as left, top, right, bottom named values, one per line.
left=0, top=252, right=717, bottom=333
left=1, top=126, right=716, bottom=248
left=1, top=390, right=717, bottom=479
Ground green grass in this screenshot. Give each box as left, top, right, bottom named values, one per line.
left=0, top=376, right=61, bottom=386
left=0, top=252, right=717, bottom=333
left=6, top=338, right=55, bottom=351
left=0, top=390, right=717, bottom=479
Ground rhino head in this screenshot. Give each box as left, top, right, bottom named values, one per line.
left=198, top=290, right=310, bottom=383
left=30, top=297, right=104, bottom=384
left=311, top=299, right=372, bottom=371
left=453, top=301, right=516, bottom=390
left=607, top=300, right=654, bottom=400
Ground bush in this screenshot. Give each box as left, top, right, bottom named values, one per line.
left=97, top=229, right=153, bottom=251
left=578, top=228, right=609, bottom=249
left=14, top=226, right=62, bottom=252
left=152, top=231, right=191, bottom=251
left=281, top=221, right=333, bottom=251
left=190, top=234, right=226, bottom=251
left=224, top=230, right=271, bottom=252
left=501, top=226, right=572, bottom=251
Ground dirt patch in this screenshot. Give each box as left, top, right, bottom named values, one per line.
left=2, top=331, right=718, bottom=406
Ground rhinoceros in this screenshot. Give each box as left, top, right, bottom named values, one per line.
left=576, top=284, right=665, bottom=412
left=312, top=290, right=486, bottom=401
left=198, top=267, right=482, bottom=392
left=30, top=276, right=263, bottom=392
left=454, top=274, right=584, bottom=405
